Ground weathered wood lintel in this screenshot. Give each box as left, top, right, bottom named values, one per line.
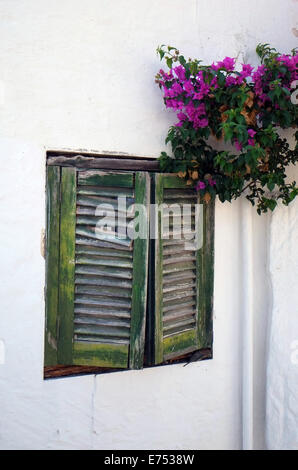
left=47, top=154, right=160, bottom=171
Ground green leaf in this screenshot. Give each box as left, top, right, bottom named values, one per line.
left=166, top=58, right=173, bottom=69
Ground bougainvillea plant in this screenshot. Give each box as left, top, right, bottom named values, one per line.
left=155, top=44, right=298, bottom=213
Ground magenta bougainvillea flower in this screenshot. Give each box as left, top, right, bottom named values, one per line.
left=247, top=129, right=256, bottom=146
left=173, top=65, right=186, bottom=82
left=234, top=140, right=243, bottom=152
left=211, top=57, right=236, bottom=72
left=248, top=129, right=257, bottom=138
left=196, top=181, right=206, bottom=190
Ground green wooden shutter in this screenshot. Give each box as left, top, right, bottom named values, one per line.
left=44, top=166, right=61, bottom=366
left=154, top=174, right=214, bottom=364
left=45, top=168, right=150, bottom=369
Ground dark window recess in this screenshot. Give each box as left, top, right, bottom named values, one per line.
left=44, top=152, right=214, bottom=379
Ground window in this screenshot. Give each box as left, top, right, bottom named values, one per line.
left=44, top=153, right=214, bottom=378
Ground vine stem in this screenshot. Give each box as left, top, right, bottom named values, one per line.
left=240, top=181, right=255, bottom=195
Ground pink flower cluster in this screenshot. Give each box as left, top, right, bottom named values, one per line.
left=247, top=128, right=256, bottom=146
left=159, top=65, right=211, bottom=128
left=158, top=56, right=258, bottom=129
left=158, top=52, right=298, bottom=129
left=212, top=58, right=254, bottom=87
left=252, top=54, right=298, bottom=104
left=234, top=129, right=256, bottom=151
left=196, top=178, right=216, bottom=191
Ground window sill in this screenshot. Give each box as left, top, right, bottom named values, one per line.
left=44, top=348, right=212, bottom=379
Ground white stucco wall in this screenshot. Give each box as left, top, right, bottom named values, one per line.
left=0, top=0, right=297, bottom=450
left=266, top=163, right=298, bottom=450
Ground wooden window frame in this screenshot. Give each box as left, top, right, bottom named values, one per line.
left=44, top=151, right=213, bottom=379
